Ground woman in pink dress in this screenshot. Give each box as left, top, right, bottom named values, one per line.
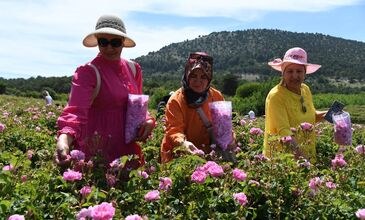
left=55, top=15, right=155, bottom=166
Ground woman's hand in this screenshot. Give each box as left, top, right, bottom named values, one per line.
left=316, top=110, right=327, bottom=122
left=54, top=134, right=73, bottom=166
left=227, top=130, right=237, bottom=150
left=135, top=119, right=155, bottom=142
left=182, top=141, right=200, bottom=154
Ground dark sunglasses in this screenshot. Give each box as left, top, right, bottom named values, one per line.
left=300, top=96, right=307, bottom=113
left=189, top=53, right=213, bottom=65
left=97, top=38, right=123, bottom=48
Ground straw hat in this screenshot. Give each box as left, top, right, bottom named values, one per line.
left=83, top=15, right=136, bottom=48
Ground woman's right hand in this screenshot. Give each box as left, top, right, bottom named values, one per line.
left=182, top=141, right=199, bottom=154
left=54, top=134, right=73, bottom=166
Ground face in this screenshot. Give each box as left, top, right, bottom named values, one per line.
left=282, top=63, right=306, bottom=91
left=96, top=34, right=124, bottom=60
left=188, top=68, right=209, bottom=93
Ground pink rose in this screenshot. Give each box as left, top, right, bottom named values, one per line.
left=62, top=169, right=82, bottom=181
left=91, top=202, right=115, bottom=220
left=80, top=186, right=92, bottom=197
left=300, top=122, right=313, bottom=131
left=280, top=135, right=292, bottom=143
left=309, top=177, right=323, bottom=192
left=232, top=168, right=247, bottom=182
left=249, top=127, right=263, bottom=135
left=70, top=150, right=86, bottom=161
left=0, top=122, right=5, bottom=132
left=355, top=145, right=365, bottom=155
left=138, top=171, right=149, bottom=179
left=105, top=174, right=116, bottom=187
left=191, top=170, right=207, bottom=184
left=356, top=209, right=365, bottom=219
left=233, top=193, right=248, bottom=206
left=27, top=150, right=34, bottom=160
left=331, top=154, right=347, bottom=169
left=76, top=207, right=93, bottom=220
left=144, top=190, right=160, bottom=202
left=8, top=214, right=25, bottom=220
left=325, top=182, right=337, bottom=190
left=21, top=175, right=27, bottom=182
left=2, top=164, right=14, bottom=171
left=125, top=214, right=144, bottom=220
left=159, top=177, right=172, bottom=191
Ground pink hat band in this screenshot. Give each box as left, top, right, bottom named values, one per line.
left=268, top=47, right=321, bottom=74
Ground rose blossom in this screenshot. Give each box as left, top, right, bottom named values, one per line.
left=300, top=122, right=313, bottom=131
left=125, top=214, right=144, bottom=220
left=2, top=164, right=14, bottom=171
left=331, top=154, right=347, bottom=169
left=355, top=145, right=365, bottom=155
left=62, top=169, right=82, bottom=181
left=325, top=182, right=337, bottom=190
left=0, top=122, right=5, bottom=132
left=76, top=207, right=93, bottom=220
left=198, top=161, right=224, bottom=177
left=232, top=168, right=247, bottom=182
left=249, top=127, right=263, bottom=135
left=105, top=174, right=116, bottom=187
left=159, top=177, right=172, bottom=191
left=233, top=193, right=248, bottom=206
left=21, top=175, right=27, bottom=182
left=280, top=135, right=292, bottom=143
left=27, top=150, right=34, bottom=160
left=144, top=190, right=160, bottom=202
left=191, top=170, right=207, bottom=184
left=138, top=171, right=149, bottom=179
left=356, top=209, right=365, bottom=219
left=91, top=202, right=115, bottom=220
left=70, top=150, right=86, bottom=161
left=309, top=177, right=323, bottom=192
left=8, top=214, right=25, bottom=220
left=80, top=186, right=92, bottom=197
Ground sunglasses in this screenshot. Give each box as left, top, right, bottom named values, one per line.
left=97, top=38, right=123, bottom=48
left=300, top=96, right=307, bottom=113
left=189, top=53, right=213, bottom=65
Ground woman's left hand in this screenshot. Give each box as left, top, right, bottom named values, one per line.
left=135, top=119, right=155, bottom=142
left=227, top=130, right=237, bottom=150
left=315, top=110, right=327, bottom=122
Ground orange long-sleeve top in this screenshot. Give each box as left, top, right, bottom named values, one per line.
left=160, top=87, right=224, bottom=162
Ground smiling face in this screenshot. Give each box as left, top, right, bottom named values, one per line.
left=96, top=33, right=124, bottom=60
left=188, top=68, right=209, bottom=93
left=282, top=63, right=306, bottom=93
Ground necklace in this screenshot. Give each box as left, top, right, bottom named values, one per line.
left=300, top=88, right=307, bottom=113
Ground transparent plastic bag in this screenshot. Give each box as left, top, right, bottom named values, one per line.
left=209, top=101, right=232, bottom=151
left=332, top=111, right=352, bottom=146
left=125, top=94, right=149, bottom=144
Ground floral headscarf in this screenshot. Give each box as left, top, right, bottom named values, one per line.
left=182, top=52, right=213, bottom=108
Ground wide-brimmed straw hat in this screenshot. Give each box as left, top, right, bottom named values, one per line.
left=83, top=15, right=136, bottom=48
left=268, top=47, right=321, bottom=74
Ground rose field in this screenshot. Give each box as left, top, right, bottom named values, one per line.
left=1, top=94, right=365, bottom=220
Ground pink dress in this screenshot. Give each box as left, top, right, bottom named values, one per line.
left=57, top=53, right=149, bottom=164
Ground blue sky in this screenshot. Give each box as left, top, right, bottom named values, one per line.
left=0, top=0, right=364, bottom=79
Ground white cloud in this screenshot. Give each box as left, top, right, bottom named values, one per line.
left=0, top=0, right=362, bottom=77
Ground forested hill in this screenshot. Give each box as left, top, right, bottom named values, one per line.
left=135, top=29, right=365, bottom=80
left=1, top=29, right=365, bottom=99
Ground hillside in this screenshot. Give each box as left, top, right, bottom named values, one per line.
left=136, top=29, right=365, bottom=80
left=1, top=29, right=365, bottom=98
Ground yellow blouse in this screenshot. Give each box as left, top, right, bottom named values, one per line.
left=263, top=83, right=316, bottom=161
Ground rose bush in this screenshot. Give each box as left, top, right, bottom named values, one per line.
left=1, top=95, right=365, bottom=219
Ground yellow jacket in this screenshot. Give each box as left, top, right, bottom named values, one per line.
left=161, top=87, right=224, bottom=162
